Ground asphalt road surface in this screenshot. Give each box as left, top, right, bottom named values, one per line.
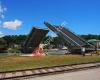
left=24, top=68, right=100, bottom=80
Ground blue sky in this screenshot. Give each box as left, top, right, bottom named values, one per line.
left=0, top=0, right=100, bottom=36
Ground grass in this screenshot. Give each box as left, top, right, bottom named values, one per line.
left=0, top=55, right=100, bottom=72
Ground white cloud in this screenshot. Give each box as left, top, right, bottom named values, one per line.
left=0, top=1, right=7, bottom=19
left=3, top=19, right=22, bottom=30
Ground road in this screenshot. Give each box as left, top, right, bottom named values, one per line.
left=24, top=68, right=100, bottom=80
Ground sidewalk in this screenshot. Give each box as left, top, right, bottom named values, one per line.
left=0, top=62, right=100, bottom=79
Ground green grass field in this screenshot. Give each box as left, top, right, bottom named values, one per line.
left=0, top=55, right=100, bottom=72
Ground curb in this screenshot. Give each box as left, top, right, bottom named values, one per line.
left=0, top=62, right=100, bottom=79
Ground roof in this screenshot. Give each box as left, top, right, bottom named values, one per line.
left=88, top=39, right=100, bottom=42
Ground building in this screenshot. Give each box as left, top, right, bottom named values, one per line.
left=88, top=39, right=100, bottom=50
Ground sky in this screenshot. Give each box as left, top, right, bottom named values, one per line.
left=0, top=0, right=100, bottom=36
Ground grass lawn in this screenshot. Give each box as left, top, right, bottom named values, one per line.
left=0, top=55, right=100, bottom=72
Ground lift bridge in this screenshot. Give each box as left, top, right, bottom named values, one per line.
left=22, top=27, right=49, bottom=53
left=21, top=22, right=95, bottom=54
left=44, top=21, right=95, bottom=53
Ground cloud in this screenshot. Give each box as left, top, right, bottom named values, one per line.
left=0, top=1, right=7, bottom=19
left=3, top=19, right=22, bottom=30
